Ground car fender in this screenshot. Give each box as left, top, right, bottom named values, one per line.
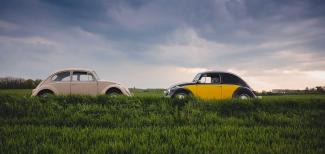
left=32, top=85, right=58, bottom=96
left=100, top=84, right=130, bottom=96
left=232, top=87, right=256, bottom=98
left=169, top=87, right=193, bottom=97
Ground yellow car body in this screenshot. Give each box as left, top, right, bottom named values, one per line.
left=165, top=71, right=256, bottom=100
left=185, top=84, right=240, bottom=99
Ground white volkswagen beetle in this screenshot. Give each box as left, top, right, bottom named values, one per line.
left=32, top=68, right=131, bottom=97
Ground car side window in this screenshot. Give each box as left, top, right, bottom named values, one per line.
left=51, top=71, right=71, bottom=82
left=72, top=71, right=95, bottom=82
left=199, top=74, right=220, bottom=84
left=199, top=76, right=211, bottom=83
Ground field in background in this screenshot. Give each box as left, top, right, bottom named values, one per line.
left=0, top=89, right=324, bottom=153
left=0, top=89, right=32, bottom=96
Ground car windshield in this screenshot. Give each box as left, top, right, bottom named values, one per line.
left=192, top=73, right=201, bottom=82
left=52, top=71, right=70, bottom=81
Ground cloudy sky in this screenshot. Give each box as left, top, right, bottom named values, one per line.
left=1, top=0, right=325, bottom=91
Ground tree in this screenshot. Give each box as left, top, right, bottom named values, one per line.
left=316, top=86, right=325, bottom=93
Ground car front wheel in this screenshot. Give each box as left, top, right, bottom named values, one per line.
left=172, top=92, right=190, bottom=100
left=38, top=91, right=54, bottom=98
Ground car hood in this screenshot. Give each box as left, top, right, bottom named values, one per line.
left=167, top=82, right=196, bottom=89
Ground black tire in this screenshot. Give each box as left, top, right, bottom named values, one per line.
left=106, top=88, right=122, bottom=97
left=234, top=92, right=254, bottom=100
left=237, top=93, right=250, bottom=100
left=172, top=91, right=191, bottom=100
left=171, top=91, right=193, bottom=108
left=37, top=90, right=54, bottom=98
left=233, top=88, right=255, bottom=100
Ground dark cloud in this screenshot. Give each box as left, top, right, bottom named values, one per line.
left=1, top=0, right=324, bottom=44
left=0, top=0, right=324, bottom=89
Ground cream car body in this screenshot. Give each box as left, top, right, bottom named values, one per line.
left=32, top=68, right=131, bottom=97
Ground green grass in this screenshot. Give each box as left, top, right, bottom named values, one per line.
left=0, top=90, right=324, bottom=153
left=130, top=88, right=164, bottom=97
left=0, top=89, right=32, bottom=96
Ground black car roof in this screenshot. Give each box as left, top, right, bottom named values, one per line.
left=198, top=71, right=235, bottom=75
left=198, top=71, right=251, bottom=89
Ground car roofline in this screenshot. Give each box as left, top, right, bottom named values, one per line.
left=45, top=68, right=95, bottom=81
left=197, top=71, right=252, bottom=89
left=40, top=68, right=100, bottom=84
left=198, top=71, right=243, bottom=78
left=54, top=68, right=95, bottom=73
left=198, top=71, right=234, bottom=74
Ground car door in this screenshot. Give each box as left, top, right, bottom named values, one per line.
left=196, top=73, right=222, bottom=99
left=50, top=71, right=71, bottom=95
left=71, top=71, right=98, bottom=95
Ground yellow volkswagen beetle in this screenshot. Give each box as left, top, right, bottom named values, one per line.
left=164, top=71, right=256, bottom=100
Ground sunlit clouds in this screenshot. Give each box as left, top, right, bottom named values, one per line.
left=0, top=0, right=324, bottom=91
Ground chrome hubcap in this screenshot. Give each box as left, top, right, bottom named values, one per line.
left=239, top=94, right=249, bottom=100
left=175, top=93, right=186, bottom=99
left=41, top=93, right=51, bottom=98
left=108, top=92, right=120, bottom=97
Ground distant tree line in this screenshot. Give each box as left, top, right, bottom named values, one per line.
left=259, top=86, right=325, bottom=96
left=305, top=86, right=325, bottom=93
left=0, top=77, right=42, bottom=89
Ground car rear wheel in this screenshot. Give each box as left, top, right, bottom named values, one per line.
left=238, top=93, right=250, bottom=100
left=234, top=91, right=254, bottom=100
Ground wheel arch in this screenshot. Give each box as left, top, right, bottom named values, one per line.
left=37, top=89, right=55, bottom=96
left=99, top=83, right=130, bottom=96
left=232, top=87, right=255, bottom=98
left=105, top=87, right=123, bottom=94
left=171, top=87, right=193, bottom=97
left=33, top=85, right=59, bottom=96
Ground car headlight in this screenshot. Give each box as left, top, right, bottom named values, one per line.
left=164, top=86, right=179, bottom=95
left=164, top=89, right=170, bottom=95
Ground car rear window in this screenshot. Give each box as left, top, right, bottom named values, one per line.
left=221, top=73, right=248, bottom=87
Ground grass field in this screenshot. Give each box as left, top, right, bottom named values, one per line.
left=0, top=89, right=32, bottom=96
left=0, top=89, right=325, bottom=153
